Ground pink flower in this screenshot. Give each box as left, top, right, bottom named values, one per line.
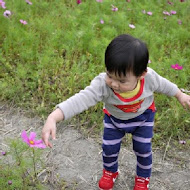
left=21, top=130, right=46, bottom=148
left=179, top=140, right=186, bottom=144
left=96, top=0, right=103, bottom=2
left=25, top=0, right=32, bottom=5
left=111, top=5, right=118, bottom=12
left=170, top=10, right=176, bottom=14
left=100, top=19, right=104, bottom=24
left=0, top=0, right=6, bottom=9
left=129, top=24, right=135, bottom=29
left=163, top=11, right=170, bottom=16
left=178, top=19, right=182, bottom=24
left=3, top=10, right=11, bottom=18
left=1, top=151, right=6, bottom=155
left=126, top=0, right=130, bottom=2
left=8, top=181, right=12, bottom=185
left=20, top=19, right=28, bottom=25
left=147, top=11, right=152, bottom=16
left=77, top=0, right=81, bottom=4
left=168, top=1, right=174, bottom=5
left=171, top=63, right=183, bottom=70
left=148, top=60, right=151, bottom=64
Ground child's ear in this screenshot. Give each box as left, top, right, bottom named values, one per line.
left=139, top=70, right=147, bottom=80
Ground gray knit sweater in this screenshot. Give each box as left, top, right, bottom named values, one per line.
left=58, top=67, right=178, bottom=120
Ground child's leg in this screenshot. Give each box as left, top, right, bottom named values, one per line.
left=132, top=110, right=155, bottom=178
left=102, top=114, right=125, bottom=173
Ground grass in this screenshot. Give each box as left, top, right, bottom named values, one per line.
left=0, top=0, right=190, bottom=147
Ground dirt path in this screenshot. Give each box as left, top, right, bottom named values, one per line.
left=0, top=102, right=190, bottom=190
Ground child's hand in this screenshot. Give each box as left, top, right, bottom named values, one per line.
left=42, top=108, right=64, bottom=148
left=175, top=90, right=190, bottom=110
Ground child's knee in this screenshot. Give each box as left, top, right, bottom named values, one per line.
left=133, top=142, right=152, bottom=154
left=102, top=144, right=120, bottom=156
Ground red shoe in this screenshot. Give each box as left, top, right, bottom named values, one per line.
left=98, top=169, right=119, bottom=190
left=134, top=176, right=150, bottom=190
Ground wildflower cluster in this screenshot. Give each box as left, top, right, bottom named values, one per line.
left=1, top=0, right=32, bottom=23
left=0, top=131, right=46, bottom=188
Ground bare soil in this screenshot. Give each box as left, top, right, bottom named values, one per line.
left=0, top=102, right=190, bottom=190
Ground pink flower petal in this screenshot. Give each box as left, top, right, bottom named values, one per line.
left=179, top=140, right=186, bottom=144
left=163, top=11, right=170, bottom=16
left=111, top=5, right=118, bottom=11
left=29, top=132, right=36, bottom=140
left=3, top=10, right=11, bottom=18
left=77, top=0, right=81, bottom=4
left=21, top=131, right=30, bottom=144
left=100, top=19, right=104, bottom=24
left=171, top=63, right=183, bottom=70
left=168, top=1, right=174, bottom=5
left=0, top=1, right=6, bottom=9
left=25, top=0, right=32, bottom=5
left=129, top=24, right=135, bottom=29
left=147, top=11, right=152, bottom=16
left=170, top=10, right=176, bottom=15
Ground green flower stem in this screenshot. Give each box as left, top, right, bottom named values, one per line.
left=32, top=148, right=37, bottom=181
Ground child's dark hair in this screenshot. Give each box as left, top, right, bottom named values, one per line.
left=105, top=34, right=149, bottom=77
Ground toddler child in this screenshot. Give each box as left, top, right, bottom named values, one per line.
left=42, top=34, right=190, bottom=190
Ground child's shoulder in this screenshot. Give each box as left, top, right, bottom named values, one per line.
left=146, top=67, right=159, bottom=78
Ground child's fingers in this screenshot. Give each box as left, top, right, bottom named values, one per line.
left=42, top=131, right=51, bottom=147
left=51, top=127, right=56, bottom=140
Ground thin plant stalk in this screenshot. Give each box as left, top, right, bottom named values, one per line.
left=32, top=148, right=38, bottom=182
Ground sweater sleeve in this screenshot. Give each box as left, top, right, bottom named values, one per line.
left=148, top=68, right=179, bottom=96
left=57, top=74, right=107, bottom=120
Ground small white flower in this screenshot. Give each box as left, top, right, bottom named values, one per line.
left=129, top=24, right=135, bottom=29
left=3, top=10, right=11, bottom=18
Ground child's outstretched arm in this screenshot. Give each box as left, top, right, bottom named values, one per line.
left=42, top=108, right=64, bottom=148
left=175, top=89, right=190, bottom=109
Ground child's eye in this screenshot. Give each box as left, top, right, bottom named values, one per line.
left=120, top=80, right=126, bottom=83
left=107, top=73, right=112, bottom=79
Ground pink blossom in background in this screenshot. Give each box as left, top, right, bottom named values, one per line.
left=21, top=130, right=46, bottom=148
left=180, top=0, right=185, bottom=2
left=8, top=181, right=12, bottom=185
left=20, top=19, right=28, bottom=25
left=77, top=0, right=81, bottom=4
left=178, top=19, right=182, bottom=24
left=179, top=140, right=186, bottom=144
left=0, top=0, right=6, bottom=9
left=148, top=60, right=151, bottom=64
left=96, top=0, right=103, bottom=2
left=147, top=11, right=152, bottom=16
left=167, top=1, right=174, bottom=5
left=171, top=63, right=183, bottom=70
left=126, top=0, right=130, bottom=2
left=1, top=151, right=6, bottom=155
left=129, top=24, right=135, bottom=29
left=170, top=10, right=176, bottom=14
left=26, top=0, right=32, bottom=5
left=3, top=10, right=11, bottom=18
left=111, top=5, right=118, bottom=12
left=163, top=11, right=170, bottom=16
left=100, top=19, right=104, bottom=24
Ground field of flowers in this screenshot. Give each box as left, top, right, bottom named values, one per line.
left=0, top=0, right=190, bottom=144
left=0, top=0, right=190, bottom=189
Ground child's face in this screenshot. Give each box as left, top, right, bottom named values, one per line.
left=105, top=71, right=142, bottom=94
